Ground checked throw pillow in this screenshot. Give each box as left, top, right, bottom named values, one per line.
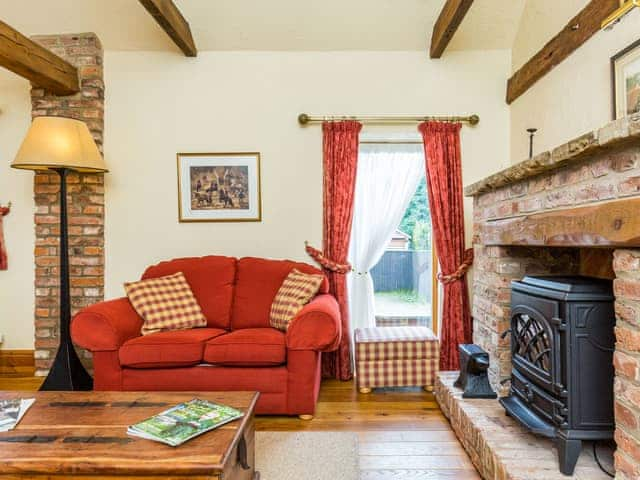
left=270, top=268, right=324, bottom=331
left=124, top=272, right=207, bottom=335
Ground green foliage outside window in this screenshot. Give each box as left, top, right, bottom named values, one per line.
left=398, top=177, right=431, bottom=250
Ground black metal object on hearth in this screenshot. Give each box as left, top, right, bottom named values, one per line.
left=454, top=344, right=497, bottom=399
left=500, top=276, right=615, bottom=476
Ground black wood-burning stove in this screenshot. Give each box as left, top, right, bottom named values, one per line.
left=500, top=276, right=615, bottom=476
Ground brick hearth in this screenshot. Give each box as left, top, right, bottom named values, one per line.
left=449, top=114, right=640, bottom=479
left=435, top=372, right=611, bottom=479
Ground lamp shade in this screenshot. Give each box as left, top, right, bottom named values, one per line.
left=12, top=116, right=107, bottom=173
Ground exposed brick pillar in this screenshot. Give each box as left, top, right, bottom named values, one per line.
left=613, top=249, right=640, bottom=480
left=29, top=33, right=104, bottom=376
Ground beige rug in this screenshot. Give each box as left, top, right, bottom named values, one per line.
left=255, top=431, right=359, bottom=480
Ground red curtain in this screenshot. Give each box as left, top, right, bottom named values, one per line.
left=317, top=120, right=362, bottom=380
left=419, top=121, right=473, bottom=371
left=0, top=204, right=10, bottom=271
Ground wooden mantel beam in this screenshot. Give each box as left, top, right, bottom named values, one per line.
left=478, top=198, right=640, bottom=248
left=506, top=0, right=618, bottom=104
left=430, top=0, right=474, bottom=59
left=139, top=0, right=197, bottom=57
left=0, top=20, right=79, bottom=95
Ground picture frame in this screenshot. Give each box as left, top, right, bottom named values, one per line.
left=612, top=38, right=640, bottom=120
left=177, top=152, right=262, bottom=222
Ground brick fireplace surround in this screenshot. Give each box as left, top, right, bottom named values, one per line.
left=435, top=113, right=640, bottom=479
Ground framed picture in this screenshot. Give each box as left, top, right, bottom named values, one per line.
left=177, top=152, right=261, bottom=222
left=612, top=39, right=640, bottom=119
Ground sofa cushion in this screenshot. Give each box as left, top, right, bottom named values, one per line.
left=231, top=257, right=329, bottom=329
left=142, top=256, right=236, bottom=330
left=124, top=272, right=207, bottom=335
left=203, top=328, right=286, bottom=366
left=270, top=269, right=324, bottom=331
left=119, top=328, right=226, bottom=368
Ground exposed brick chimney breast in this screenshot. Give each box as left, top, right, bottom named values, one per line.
left=468, top=114, right=640, bottom=478
left=29, top=33, right=105, bottom=376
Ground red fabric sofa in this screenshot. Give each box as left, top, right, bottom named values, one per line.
left=71, top=256, right=341, bottom=417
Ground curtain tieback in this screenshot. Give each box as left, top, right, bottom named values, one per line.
left=437, top=248, right=474, bottom=285
left=305, top=242, right=352, bottom=274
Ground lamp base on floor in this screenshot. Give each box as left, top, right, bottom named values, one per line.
left=39, top=341, right=93, bottom=391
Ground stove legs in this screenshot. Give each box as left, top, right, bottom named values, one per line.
left=557, top=436, right=581, bottom=476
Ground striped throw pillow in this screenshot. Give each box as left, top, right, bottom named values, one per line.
left=124, top=272, right=207, bottom=335
left=270, top=269, right=324, bottom=331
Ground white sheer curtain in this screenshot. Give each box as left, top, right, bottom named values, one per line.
left=348, top=144, right=424, bottom=333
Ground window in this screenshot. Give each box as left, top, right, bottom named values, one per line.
left=349, top=141, right=437, bottom=334
left=371, top=175, right=436, bottom=330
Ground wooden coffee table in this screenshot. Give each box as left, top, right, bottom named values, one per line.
left=0, top=391, right=260, bottom=479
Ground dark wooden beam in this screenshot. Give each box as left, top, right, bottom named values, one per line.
left=0, top=20, right=78, bottom=95
left=430, top=0, right=474, bottom=59
left=477, top=198, right=640, bottom=248
left=139, top=0, right=197, bottom=57
left=506, top=0, right=619, bottom=104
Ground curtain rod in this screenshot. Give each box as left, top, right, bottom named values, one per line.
left=297, top=113, right=480, bottom=126
left=360, top=140, right=423, bottom=145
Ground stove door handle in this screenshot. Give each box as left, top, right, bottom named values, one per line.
left=550, top=316, right=567, bottom=331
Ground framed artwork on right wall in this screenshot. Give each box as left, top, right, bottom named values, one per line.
left=612, top=38, right=640, bottom=119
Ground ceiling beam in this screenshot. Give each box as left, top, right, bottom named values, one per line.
left=138, top=0, right=197, bottom=57
left=0, top=20, right=79, bottom=95
left=506, top=0, right=619, bottom=104
left=430, top=0, right=474, bottom=59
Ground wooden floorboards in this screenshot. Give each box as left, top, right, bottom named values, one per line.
left=0, top=376, right=480, bottom=480
left=0, top=375, right=42, bottom=391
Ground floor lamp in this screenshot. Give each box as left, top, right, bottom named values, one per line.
left=12, top=116, right=108, bottom=391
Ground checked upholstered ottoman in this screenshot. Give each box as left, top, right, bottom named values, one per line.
left=355, top=326, right=439, bottom=393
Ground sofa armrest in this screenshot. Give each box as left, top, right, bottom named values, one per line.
left=286, top=294, right=342, bottom=352
left=71, top=297, right=143, bottom=352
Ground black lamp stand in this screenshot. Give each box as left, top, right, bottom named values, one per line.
left=39, top=168, right=93, bottom=391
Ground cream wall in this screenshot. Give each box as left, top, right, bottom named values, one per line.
left=103, top=50, right=511, bottom=300
left=4, top=3, right=633, bottom=348
left=0, top=49, right=511, bottom=349
left=0, top=76, right=34, bottom=349
left=510, top=1, right=640, bottom=162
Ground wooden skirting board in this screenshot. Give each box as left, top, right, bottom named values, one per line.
left=0, top=350, right=35, bottom=377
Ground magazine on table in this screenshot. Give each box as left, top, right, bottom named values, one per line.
left=127, top=398, right=244, bottom=447
left=0, top=398, right=35, bottom=432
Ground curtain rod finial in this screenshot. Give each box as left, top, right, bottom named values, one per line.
left=469, top=115, right=480, bottom=126
left=298, top=113, right=310, bottom=125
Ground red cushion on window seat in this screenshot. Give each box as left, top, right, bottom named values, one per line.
left=203, top=328, right=286, bottom=366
